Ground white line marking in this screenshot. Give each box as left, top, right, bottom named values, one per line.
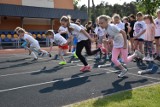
left=0, top=66, right=159, bottom=93
left=0, top=74, right=95, bottom=93
left=128, top=72, right=160, bottom=81
left=0, top=64, right=87, bottom=77
left=102, top=66, right=160, bottom=81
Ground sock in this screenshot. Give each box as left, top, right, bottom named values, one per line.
left=72, top=47, right=76, bottom=52
left=41, top=50, right=49, bottom=56
left=31, top=52, right=37, bottom=59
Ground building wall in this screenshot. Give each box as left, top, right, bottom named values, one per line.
left=0, top=17, right=22, bottom=30
left=54, top=0, right=73, bottom=9
left=0, top=16, right=61, bottom=31
left=0, top=0, right=74, bottom=9
left=0, top=0, right=73, bottom=31
left=0, top=0, right=22, bottom=5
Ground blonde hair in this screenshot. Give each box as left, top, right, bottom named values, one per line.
left=60, top=15, right=71, bottom=23
left=144, top=14, right=155, bottom=24
left=112, top=13, right=121, bottom=20
left=17, top=28, right=26, bottom=34
left=14, top=27, right=22, bottom=33
left=45, top=30, right=54, bottom=36
left=98, top=15, right=111, bottom=23
left=136, top=12, right=143, bottom=17
left=122, top=16, right=129, bottom=22
left=156, top=9, right=160, bottom=14
left=60, top=15, right=73, bottom=32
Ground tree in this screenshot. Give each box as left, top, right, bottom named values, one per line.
left=136, top=0, right=160, bottom=15
left=73, top=0, right=81, bottom=10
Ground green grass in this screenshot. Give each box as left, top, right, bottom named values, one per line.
left=71, top=83, right=160, bottom=107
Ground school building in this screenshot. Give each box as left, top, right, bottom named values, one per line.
left=0, top=0, right=87, bottom=48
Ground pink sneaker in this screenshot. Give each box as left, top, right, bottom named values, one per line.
left=80, top=65, right=91, bottom=72
left=80, top=66, right=86, bottom=71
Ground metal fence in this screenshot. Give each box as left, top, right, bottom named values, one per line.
left=0, top=38, right=50, bottom=49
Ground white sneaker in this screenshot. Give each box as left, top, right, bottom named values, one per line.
left=143, top=57, right=147, bottom=61
left=106, top=54, right=110, bottom=60
left=95, top=55, right=100, bottom=59
left=148, top=57, right=154, bottom=61
left=118, top=69, right=128, bottom=78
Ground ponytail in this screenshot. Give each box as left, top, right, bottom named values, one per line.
left=60, top=15, right=73, bottom=33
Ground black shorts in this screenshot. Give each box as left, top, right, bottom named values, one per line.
left=129, top=33, right=134, bottom=38
left=155, top=36, right=160, bottom=39
left=135, top=38, right=144, bottom=42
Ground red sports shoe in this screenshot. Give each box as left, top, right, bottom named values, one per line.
left=80, top=65, right=91, bottom=72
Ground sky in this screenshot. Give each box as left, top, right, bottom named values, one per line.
left=78, top=0, right=136, bottom=6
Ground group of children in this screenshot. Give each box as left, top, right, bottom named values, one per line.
left=14, top=10, right=160, bottom=78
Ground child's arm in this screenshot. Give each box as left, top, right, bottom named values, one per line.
left=25, top=39, right=30, bottom=46
left=120, top=30, right=127, bottom=49
left=49, top=42, right=53, bottom=53
left=134, top=30, right=146, bottom=39
left=151, top=25, right=155, bottom=37
left=65, top=36, right=73, bottom=45
left=127, top=23, right=131, bottom=34
left=81, top=29, right=94, bottom=42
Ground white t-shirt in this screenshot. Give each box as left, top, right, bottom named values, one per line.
left=115, top=22, right=125, bottom=30
left=80, top=25, right=86, bottom=30
left=94, top=26, right=105, bottom=37
left=154, top=18, right=160, bottom=37
left=105, top=24, right=124, bottom=48
left=133, top=21, right=146, bottom=39
left=23, top=33, right=38, bottom=44
left=70, top=23, right=88, bottom=42
left=50, top=33, right=67, bottom=46
left=58, top=26, right=68, bottom=34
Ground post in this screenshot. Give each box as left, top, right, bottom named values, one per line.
left=88, top=0, right=90, bottom=20
left=21, top=17, right=24, bottom=28
left=50, top=18, right=53, bottom=29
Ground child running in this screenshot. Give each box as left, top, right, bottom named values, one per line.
left=60, top=16, right=104, bottom=72
left=94, top=17, right=108, bottom=60
left=14, top=27, right=31, bottom=55
left=46, top=30, right=76, bottom=65
left=143, top=15, right=155, bottom=61
left=16, top=28, right=51, bottom=60
left=98, top=15, right=143, bottom=78
left=154, top=9, right=160, bottom=60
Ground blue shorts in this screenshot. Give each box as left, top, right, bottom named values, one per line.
left=21, top=41, right=27, bottom=48
left=73, top=37, right=78, bottom=46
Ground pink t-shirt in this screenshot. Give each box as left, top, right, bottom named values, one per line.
left=144, top=23, right=155, bottom=41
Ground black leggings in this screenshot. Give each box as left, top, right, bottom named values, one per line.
left=76, top=39, right=101, bottom=66
left=144, top=41, right=153, bottom=57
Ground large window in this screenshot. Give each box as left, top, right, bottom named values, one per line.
left=22, top=0, right=54, bottom=8
left=23, top=18, right=50, bottom=25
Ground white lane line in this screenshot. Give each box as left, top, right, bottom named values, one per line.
left=0, top=66, right=159, bottom=93
left=0, top=73, right=103, bottom=93
left=102, top=66, right=160, bottom=81
left=0, top=63, right=95, bottom=77
left=0, top=62, right=145, bottom=77
left=0, top=62, right=115, bottom=77
left=128, top=72, right=160, bottom=81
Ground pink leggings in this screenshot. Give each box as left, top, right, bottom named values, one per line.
left=112, top=47, right=135, bottom=66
